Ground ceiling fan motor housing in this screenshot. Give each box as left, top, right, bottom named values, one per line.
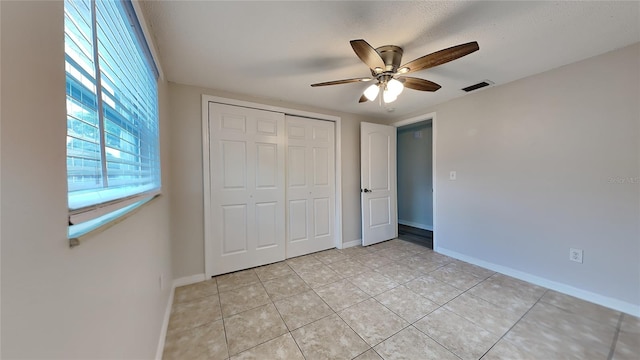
left=375, top=45, right=403, bottom=73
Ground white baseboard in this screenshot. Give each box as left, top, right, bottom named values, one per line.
left=156, top=273, right=207, bottom=359
left=173, top=273, right=207, bottom=288
left=435, top=246, right=640, bottom=317
left=398, top=220, right=433, bottom=231
left=340, top=239, right=362, bottom=249
left=155, top=286, right=174, bottom=360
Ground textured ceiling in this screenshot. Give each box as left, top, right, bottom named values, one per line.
left=140, top=1, right=640, bottom=120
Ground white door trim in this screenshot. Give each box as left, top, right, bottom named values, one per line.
left=392, top=112, right=437, bottom=249
left=202, top=95, right=343, bottom=278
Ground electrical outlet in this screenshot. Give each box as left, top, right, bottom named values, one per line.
left=569, top=248, right=583, bottom=263
left=450, top=171, right=457, bottom=180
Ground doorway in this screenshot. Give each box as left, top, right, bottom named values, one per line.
left=395, top=117, right=434, bottom=249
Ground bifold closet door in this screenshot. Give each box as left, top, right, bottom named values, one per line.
left=208, top=102, right=285, bottom=275
left=286, top=116, right=336, bottom=258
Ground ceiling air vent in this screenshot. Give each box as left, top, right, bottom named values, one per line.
left=462, top=80, right=494, bottom=92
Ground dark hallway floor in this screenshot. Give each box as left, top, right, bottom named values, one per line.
left=398, top=224, right=433, bottom=249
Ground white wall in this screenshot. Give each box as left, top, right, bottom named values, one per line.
left=404, top=43, right=640, bottom=313
left=168, top=83, right=383, bottom=278
left=0, top=0, right=3, bottom=354
left=397, top=122, right=433, bottom=230
left=1, top=2, right=173, bottom=358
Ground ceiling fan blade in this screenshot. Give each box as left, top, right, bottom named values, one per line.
left=358, top=94, right=368, bottom=103
left=398, top=76, right=441, bottom=92
left=350, top=39, right=386, bottom=71
left=399, top=41, right=479, bottom=74
left=310, top=77, right=371, bottom=87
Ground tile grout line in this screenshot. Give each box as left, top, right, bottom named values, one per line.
left=373, top=285, right=439, bottom=326
left=431, top=272, right=497, bottom=324
left=163, top=288, right=226, bottom=356
left=331, top=249, right=454, bottom=358
left=265, top=275, right=381, bottom=359
left=310, top=277, right=376, bottom=358
left=405, top=273, right=474, bottom=360
left=258, top=272, right=309, bottom=360
left=288, top=330, right=308, bottom=360
left=606, top=312, right=624, bottom=360
left=363, top=296, right=425, bottom=345
left=410, top=323, right=464, bottom=360
left=222, top=270, right=283, bottom=357
left=315, top=247, right=425, bottom=358
left=477, top=289, right=550, bottom=359
left=213, top=279, right=233, bottom=359
left=237, top=290, right=337, bottom=358
left=258, top=254, right=405, bottom=358
left=331, top=298, right=379, bottom=358
left=408, top=273, right=536, bottom=360
left=219, top=268, right=312, bottom=358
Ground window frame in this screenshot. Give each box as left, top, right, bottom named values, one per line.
left=64, top=0, right=161, bottom=236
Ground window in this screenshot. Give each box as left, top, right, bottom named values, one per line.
left=64, top=0, right=160, bottom=228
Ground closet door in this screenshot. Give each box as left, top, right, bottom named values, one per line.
left=286, top=116, right=335, bottom=258
left=208, top=103, right=285, bottom=275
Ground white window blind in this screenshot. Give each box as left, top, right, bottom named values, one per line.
left=64, top=0, right=160, bottom=225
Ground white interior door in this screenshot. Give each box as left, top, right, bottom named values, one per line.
left=208, top=102, right=285, bottom=275
left=286, top=116, right=336, bottom=257
left=361, top=122, right=398, bottom=246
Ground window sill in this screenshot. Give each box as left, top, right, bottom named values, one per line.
left=68, top=194, right=159, bottom=247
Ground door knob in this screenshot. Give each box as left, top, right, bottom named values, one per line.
left=361, top=188, right=372, bottom=193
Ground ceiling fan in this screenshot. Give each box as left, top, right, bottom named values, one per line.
left=311, top=39, right=479, bottom=104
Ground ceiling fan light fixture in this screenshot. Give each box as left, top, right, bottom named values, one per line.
left=383, top=89, right=398, bottom=103
left=364, top=84, right=380, bottom=101
left=387, top=79, right=404, bottom=96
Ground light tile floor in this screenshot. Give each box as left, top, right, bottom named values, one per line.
left=163, top=239, right=640, bottom=360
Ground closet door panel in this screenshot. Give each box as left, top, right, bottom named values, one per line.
left=286, top=116, right=336, bottom=258
left=208, top=103, right=285, bottom=276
